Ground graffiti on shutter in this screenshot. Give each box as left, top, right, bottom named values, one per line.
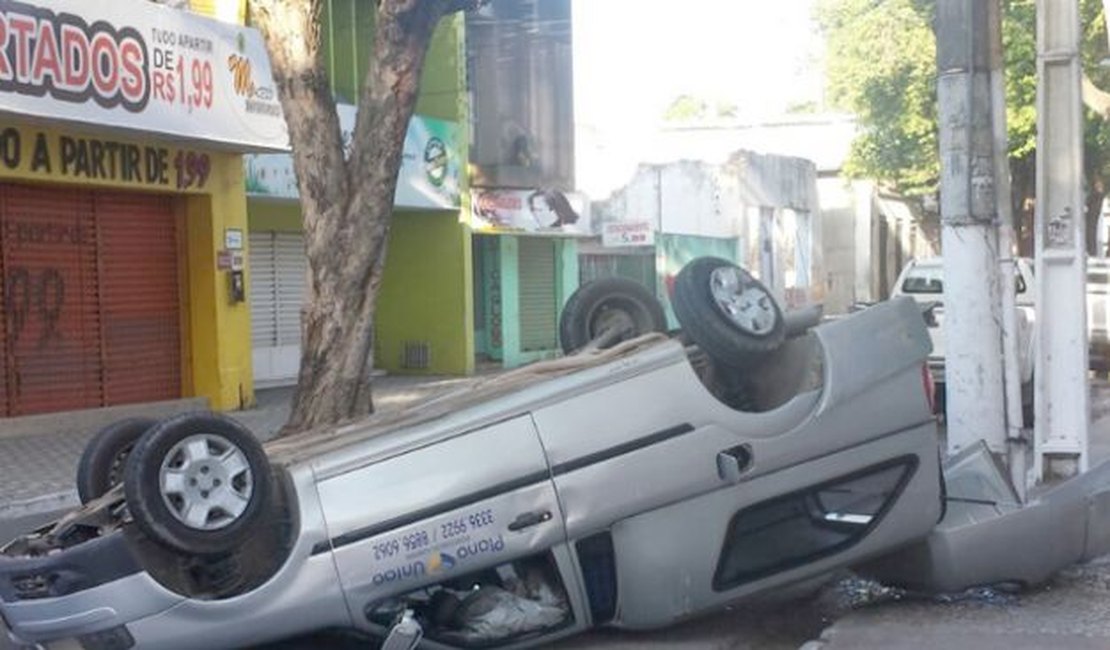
left=1, top=185, right=102, bottom=415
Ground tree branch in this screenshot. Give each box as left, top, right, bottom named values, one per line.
left=250, top=0, right=348, bottom=225
left=1083, top=72, right=1110, bottom=119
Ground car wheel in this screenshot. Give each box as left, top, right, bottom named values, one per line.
left=672, top=257, right=785, bottom=366
left=124, top=412, right=273, bottom=556
left=559, top=277, right=667, bottom=354
left=76, top=418, right=158, bottom=504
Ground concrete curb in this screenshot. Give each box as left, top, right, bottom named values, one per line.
left=0, top=490, right=79, bottom=521
left=0, top=398, right=208, bottom=441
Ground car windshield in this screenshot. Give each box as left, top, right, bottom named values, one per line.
left=902, top=267, right=945, bottom=294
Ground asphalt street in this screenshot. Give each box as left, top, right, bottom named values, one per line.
left=8, top=509, right=1110, bottom=649
left=0, top=509, right=821, bottom=650
left=6, top=387, right=1110, bottom=649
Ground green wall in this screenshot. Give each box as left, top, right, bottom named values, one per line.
left=322, top=2, right=465, bottom=121
left=317, top=6, right=473, bottom=375
left=321, top=0, right=372, bottom=104
left=416, top=15, right=466, bottom=122
left=376, top=211, right=474, bottom=375
left=247, top=199, right=304, bottom=232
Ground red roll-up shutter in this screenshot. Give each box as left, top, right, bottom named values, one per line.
left=0, top=189, right=9, bottom=417
left=1, top=185, right=103, bottom=415
left=96, top=191, right=181, bottom=405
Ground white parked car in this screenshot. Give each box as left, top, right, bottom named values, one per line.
left=1089, top=258, right=1110, bottom=374
left=890, top=257, right=1036, bottom=421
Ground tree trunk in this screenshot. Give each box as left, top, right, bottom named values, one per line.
left=250, top=0, right=474, bottom=436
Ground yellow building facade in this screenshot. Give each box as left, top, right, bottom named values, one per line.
left=0, top=0, right=286, bottom=416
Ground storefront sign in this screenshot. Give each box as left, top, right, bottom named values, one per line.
left=0, top=0, right=287, bottom=151
left=0, top=124, right=213, bottom=190
left=224, top=227, right=243, bottom=250
left=471, top=188, right=591, bottom=236
left=244, top=106, right=461, bottom=210
left=216, top=249, right=243, bottom=270
left=602, top=220, right=655, bottom=247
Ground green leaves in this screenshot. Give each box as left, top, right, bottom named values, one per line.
left=817, top=0, right=1110, bottom=197
left=817, top=0, right=938, bottom=194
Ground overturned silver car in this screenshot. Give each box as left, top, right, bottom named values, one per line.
left=0, top=257, right=1005, bottom=649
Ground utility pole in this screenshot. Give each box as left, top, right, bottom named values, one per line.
left=1034, top=0, right=1089, bottom=480
left=987, top=0, right=1029, bottom=499
left=936, top=0, right=1011, bottom=458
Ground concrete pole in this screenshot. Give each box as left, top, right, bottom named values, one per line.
left=1034, top=0, right=1089, bottom=480
left=986, top=0, right=1028, bottom=499
left=936, top=0, right=1009, bottom=456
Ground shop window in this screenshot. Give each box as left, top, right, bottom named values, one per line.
left=713, top=457, right=916, bottom=591
left=366, top=552, right=573, bottom=648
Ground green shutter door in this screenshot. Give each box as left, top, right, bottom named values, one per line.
left=518, top=237, right=557, bottom=352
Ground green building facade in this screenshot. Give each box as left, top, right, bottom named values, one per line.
left=247, top=1, right=579, bottom=383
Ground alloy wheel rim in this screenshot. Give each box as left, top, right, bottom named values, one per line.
left=709, top=266, right=776, bottom=336
left=158, top=434, right=252, bottom=531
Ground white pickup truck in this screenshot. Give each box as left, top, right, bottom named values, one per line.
left=1089, top=258, right=1110, bottom=374
left=890, top=257, right=1036, bottom=422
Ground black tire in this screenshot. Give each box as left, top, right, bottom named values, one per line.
left=672, top=257, right=785, bottom=366
left=76, top=418, right=158, bottom=504
left=124, top=412, right=273, bottom=556
left=559, top=277, right=667, bottom=354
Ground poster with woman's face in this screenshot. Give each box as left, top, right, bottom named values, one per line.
left=471, top=188, right=591, bottom=235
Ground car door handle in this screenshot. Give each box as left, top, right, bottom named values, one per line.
left=717, top=444, right=754, bottom=483
left=508, top=510, right=553, bottom=531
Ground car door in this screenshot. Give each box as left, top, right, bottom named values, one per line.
left=531, top=298, right=943, bottom=629
left=311, top=415, right=591, bottom=648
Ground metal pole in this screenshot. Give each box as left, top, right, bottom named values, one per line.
left=936, top=0, right=1009, bottom=456
left=1034, top=0, right=1089, bottom=480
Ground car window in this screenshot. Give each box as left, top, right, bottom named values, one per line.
left=365, top=552, right=573, bottom=648
left=902, top=265, right=1028, bottom=294
left=712, top=459, right=916, bottom=591
left=901, top=268, right=943, bottom=294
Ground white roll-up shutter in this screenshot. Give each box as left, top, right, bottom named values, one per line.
left=274, top=233, right=307, bottom=346
left=249, top=231, right=306, bottom=386
left=249, top=232, right=278, bottom=348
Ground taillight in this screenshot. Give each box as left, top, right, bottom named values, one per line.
left=922, top=363, right=937, bottom=413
